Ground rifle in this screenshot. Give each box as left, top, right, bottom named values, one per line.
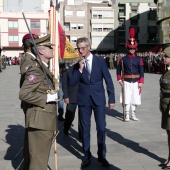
left=121, top=60, right=126, bottom=122
left=22, top=12, right=55, bottom=94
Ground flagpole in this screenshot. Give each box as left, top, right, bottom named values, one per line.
left=48, top=1, right=59, bottom=170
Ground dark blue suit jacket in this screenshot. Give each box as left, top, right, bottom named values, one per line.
left=70, top=55, right=115, bottom=106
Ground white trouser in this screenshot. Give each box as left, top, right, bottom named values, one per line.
left=120, top=81, right=141, bottom=105
left=125, top=104, right=137, bottom=118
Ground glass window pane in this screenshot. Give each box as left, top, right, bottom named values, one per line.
left=14, top=36, right=18, bottom=41
left=8, top=36, right=13, bottom=41
left=14, top=22, right=18, bottom=28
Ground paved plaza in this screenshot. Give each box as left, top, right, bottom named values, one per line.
left=0, top=65, right=167, bottom=170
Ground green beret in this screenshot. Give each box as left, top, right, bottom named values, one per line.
left=164, top=46, right=170, bottom=58
left=35, top=34, right=55, bottom=47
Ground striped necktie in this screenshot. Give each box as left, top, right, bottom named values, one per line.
left=85, top=59, right=91, bottom=79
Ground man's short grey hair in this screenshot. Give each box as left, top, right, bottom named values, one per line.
left=76, top=37, right=91, bottom=47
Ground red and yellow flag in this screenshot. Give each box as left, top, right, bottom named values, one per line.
left=58, top=22, right=79, bottom=59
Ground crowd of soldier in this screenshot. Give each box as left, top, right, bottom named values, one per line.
left=0, top=55, right=23, bottom=73
left=0, top=55, right=7, bottom=72
left=96, top=51, right=165, bottom=74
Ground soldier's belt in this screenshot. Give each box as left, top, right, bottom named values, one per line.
left=160, top=92, right=170, bottom=98
left=124, top=74, right=140, bottom=79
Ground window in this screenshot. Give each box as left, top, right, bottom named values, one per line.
left=8, top=21, right=18, bottom=28
left=78, top=24, right=84, bottom=30
left=102, top=10, right=114, bottom=19
left=65, top=10, right=73, bottom=16
left=9, top=36, right=18, bottom=42
left=148, top=9, right=157, bottom=20
left=118, top=32, right=125, bottom=43
left=92, top=24, right=102, bottom=32
left=130, top=19, right=138, bottom=25
left=71, top=36, right=77, bottom=43
left=148, top=26, right=157, bottom=33
left=31, top=21, right=40, bottom=28
left=77, top=11, right=85, bottom=17
left=119, top=18, right=125, bottom=28
left=71, top=24, right=77, bottom=30
left=92, top=23, right=113, bottom=32
left=64, top=23, right=70, bottom=31
left=92, top=10, right=102, bottom=19
left=103, top=23, right=113, bottom=32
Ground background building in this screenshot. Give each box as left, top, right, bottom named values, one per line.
left=0, top=0, right=159, bottom=56
left=59, top=1, right=115, bottom=52
left=114, top=0, right=158, bottom=52
left=155, top=0, right=170, bottom=46
left=59, top=0, right=158, bottom=52
left=0, top=0, right=50, bottom=56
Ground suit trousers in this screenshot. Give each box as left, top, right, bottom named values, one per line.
left=64, top=103, right=77, bottom=131
left=27, top=128, right=54, bottom=170
left=64, top=103, right=82, bottom=139
left=78, top=97, right=106, bottom=159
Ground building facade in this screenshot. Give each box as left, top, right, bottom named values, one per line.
left=0, top=0, right=49, bottom=57
left=155, top=0, right=170, bottom=45
left=114, top=0, right=158, bottom=52
left=60, top=0, right=158, bottom=52
left=0, top=0, right=159, bottom=56
left=59, top=1, right=115, bottom=52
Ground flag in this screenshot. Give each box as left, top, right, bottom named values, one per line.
left=58, top=22, right=79, bottom=59
left=48, top=0, right=59, bottom=78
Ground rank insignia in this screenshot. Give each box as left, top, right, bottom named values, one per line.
left=28, top=75, right=36, bottom=83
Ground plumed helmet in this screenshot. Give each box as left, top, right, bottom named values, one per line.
left=125, top=28, right=138, bottom=49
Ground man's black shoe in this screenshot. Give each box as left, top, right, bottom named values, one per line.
left=58, top=116, right=65, bottom=121
left=81, top=159, right=91, bottom=168
left=98, top=158, right=111, bottom=167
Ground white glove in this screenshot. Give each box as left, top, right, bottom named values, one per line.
left=47, top=93, right=58, bottom=103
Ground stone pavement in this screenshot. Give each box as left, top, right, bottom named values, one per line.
left=0, top=65, right=167, bottom=170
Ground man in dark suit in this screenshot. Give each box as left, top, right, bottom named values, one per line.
left=62, top=63, right=81, bottom=137
left=70, top=37, right=115, bottom=168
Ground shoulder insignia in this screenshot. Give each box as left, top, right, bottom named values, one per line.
left=28, top=75, right=36, bottom=83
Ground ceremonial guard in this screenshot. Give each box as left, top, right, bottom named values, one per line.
left=116, top=28, right=144, bottom=122
left=19, top=34, right=58, bottom=170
